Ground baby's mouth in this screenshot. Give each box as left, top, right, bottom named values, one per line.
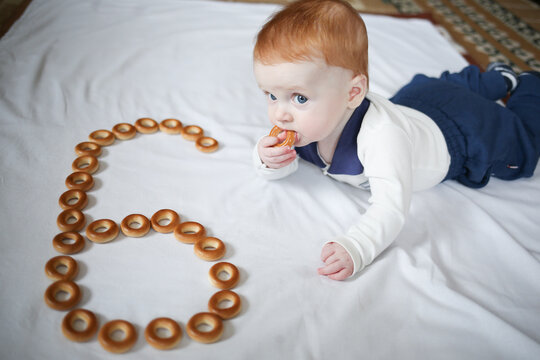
left=292, top=132, right=301, bottom=146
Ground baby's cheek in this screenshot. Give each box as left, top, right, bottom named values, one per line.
left=300, top=118, right=328, bottom=142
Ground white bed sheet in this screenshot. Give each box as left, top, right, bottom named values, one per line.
left=1, top=0, right=539, bottom=359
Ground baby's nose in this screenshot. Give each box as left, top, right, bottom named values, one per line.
left=274, top=106, right=293, bottom=123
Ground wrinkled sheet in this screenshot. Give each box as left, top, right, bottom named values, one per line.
left=0, top=0, right=539, bottom=359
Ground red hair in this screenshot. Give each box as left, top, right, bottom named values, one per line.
left=254, top=0, right=369, bottom=83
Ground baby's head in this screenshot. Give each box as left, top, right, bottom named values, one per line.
left=253, top=0, right=369, bottom=85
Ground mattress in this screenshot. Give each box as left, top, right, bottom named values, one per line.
left=0, top=0, right=539, bottom=359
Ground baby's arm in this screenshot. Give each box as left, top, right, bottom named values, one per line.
left=257, top=133, right=297, bottom=169
left=318, top=242, right=354, bottom=280
left=319, top=124, right=414, bottom=280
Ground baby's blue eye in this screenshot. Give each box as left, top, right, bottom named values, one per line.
left=268, top=93, right=277, bottom=101
left=294, top=94, right=308, bottom=104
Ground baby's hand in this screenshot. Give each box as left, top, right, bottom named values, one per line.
left=318, top=242, right=353, bottom=281
left=257, top=134, right=296, bottom=169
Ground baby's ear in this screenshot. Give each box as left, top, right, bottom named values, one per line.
left=347, top=74, right=367, bottom=108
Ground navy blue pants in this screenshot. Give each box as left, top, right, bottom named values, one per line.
left=390, top=65, right=540, bottom=188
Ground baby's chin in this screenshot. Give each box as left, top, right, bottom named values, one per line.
left=293, top=133, right=315, bottom=148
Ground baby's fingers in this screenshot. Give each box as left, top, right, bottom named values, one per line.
left=318, top=261, right=344, bottom=276
left=320, top=243, right=336, bottom=262
left=264, top=150, right=296, bottom=169
left=328, top=268, right=351, bottom=281
left=259, top=135, right=279, bottom=148
left=276, top=130, right=290, bottom=143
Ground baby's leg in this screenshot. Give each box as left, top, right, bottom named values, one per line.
left=506, top=72, right=540, bottom=157
left=437, top=65, right=509, bottom=101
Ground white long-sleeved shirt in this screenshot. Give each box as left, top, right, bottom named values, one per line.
left=253, top=92, right=451, bottom=276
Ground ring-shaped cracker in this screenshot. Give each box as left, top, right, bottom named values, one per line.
left=194, top=237, right=226, bottom=261
left=72, top=155, right=99, bottom=174
left=135, top=117, right=159, bottom=134
left=144, top=317, right=183, bottom=350
left=112, top=123, right=137, bottom=140
left=75, top=142, right=102, bottom=157
left=98, top=319, right=137, bottom=354
left=62, top=308, right=98, bottom=342
left=159, top=118, right=183, bottom=134
left=89, top=129, right=115, bottom=146
left=44, top=280, right=81, bottom=311
left=45, top=255, right=79, bottom=281
left=58, top=189, right=88, bottom=210
left=174, top=221, right=206, bottom=244
left=269, top=125, right=296, bottom=147
left=86, top=219, right=119, bottom=243
left=208, top=262, right=239, bottom=290
left=65, top=172, right=94, bottom=191
left=186, top=312, right=223, bottom=344
left=121, top=214, right=151, bottom=237
left=181, top=125, right=204, bottom=141
left=208, top=290, right=242, bottom=319
left=57, top=209, right=86, bottom=232
left=150, top=209, right=180, bottom=233
left=195, top=136, right=219, bottom=153
left=52, top=231, right=85, bottom=254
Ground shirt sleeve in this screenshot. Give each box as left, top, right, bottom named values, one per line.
left=330, top=124, right=413, bottom=275
left=252, top=139, right=299, bottom=180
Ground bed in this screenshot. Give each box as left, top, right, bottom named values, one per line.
left=1, top=0, right=539, bottom=359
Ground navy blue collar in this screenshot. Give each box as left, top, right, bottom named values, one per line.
left=296, top=98, right=370, bottom=175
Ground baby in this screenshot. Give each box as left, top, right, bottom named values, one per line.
left=252, top=0, right=540, bottom=280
